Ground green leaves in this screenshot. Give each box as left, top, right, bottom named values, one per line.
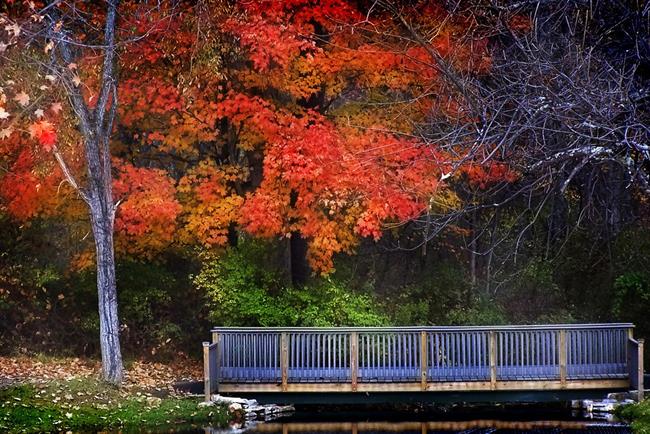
left=197, top=239, right=388, bottom=327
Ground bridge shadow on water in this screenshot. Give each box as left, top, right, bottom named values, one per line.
left=175, top=405, right=632, bottom=434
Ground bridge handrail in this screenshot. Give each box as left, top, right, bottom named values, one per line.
left=204, top=323, right=639, bottom=400
left=211, top=323, right=634, bottom=333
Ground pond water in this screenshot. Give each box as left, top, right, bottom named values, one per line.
left=174, top=406, right=632, bottom=434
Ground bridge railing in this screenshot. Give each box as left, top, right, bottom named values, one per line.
left=205, top=324, right=637, bottom=394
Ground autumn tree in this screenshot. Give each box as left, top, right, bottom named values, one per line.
left=1, top=0, right=128, bottom=384
left=112, top=0, right=498, bottom=281
left=2, top=0, right=516, bottom=361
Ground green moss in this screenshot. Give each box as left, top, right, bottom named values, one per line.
left=616, top=400, right=650, bottom=434
left=0, top=381, right=231, bottom=433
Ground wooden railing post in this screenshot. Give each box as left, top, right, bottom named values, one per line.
left=350, top=331, right=358, bottom=391
left=489, top=331, right=497, bottom=389
left=211, top=332, right=220, bottom=393
left=203, top=341, right=211, bottom=402
left=628, top=336, right=644, bottom=400
left=281, top=332, right=288, bottom=391
left=559, top=330, right=567, bottom=387
left=420, top=331, right=428, bottom=390
left=638, top=339, right=645, bottom=401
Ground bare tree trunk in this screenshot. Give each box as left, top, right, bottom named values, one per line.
left=47, top=0, right=124, bottom=384
left=90, top=203, right=123, bottom=384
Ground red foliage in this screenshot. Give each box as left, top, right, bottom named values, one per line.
left=464, top=161, right=520, bottom=189
left=29, top=121, right=57, bottom=151
left=112, top=160, right=182, bottom=257
left=0, top=0, right=518, bottom=274
left=508, top=14, right=533, bottom=34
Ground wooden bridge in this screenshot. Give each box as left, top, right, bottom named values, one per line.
left=203, top=324, right=644, bottom=402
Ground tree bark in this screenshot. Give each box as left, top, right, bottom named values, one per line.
left=90, top=202, right=123, bottom=384
left=47, top=0, right=124, bottom=384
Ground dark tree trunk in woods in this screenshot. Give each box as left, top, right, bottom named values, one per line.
left=469, top=209, right=478, bottom=288
left=287, top=189, right=309, bottom=285
left=290, top=233, right=309, bottom=285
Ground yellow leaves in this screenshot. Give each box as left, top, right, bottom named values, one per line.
left=237, top=128, right=266, bottom=151
left=284, top=56, right=324, bottom=100
left=161, top=110, right=219, bottom=155
left=428, top=189, right=461, bottom=213
left=0, top=106, right=10, bottom=120
left=177, top=161, right=247, bottom=247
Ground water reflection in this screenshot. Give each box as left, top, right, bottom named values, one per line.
left=202, top=419, right=631, bottom=434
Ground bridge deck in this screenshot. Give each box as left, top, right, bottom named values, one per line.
left=202, top=324, right=644, bottom=401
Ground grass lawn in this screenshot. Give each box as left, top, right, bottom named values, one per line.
left=0, top=361, right=232, bottom=433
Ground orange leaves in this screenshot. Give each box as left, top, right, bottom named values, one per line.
left=226, top=0, right=359, bottom=72
left=226, top=14, right=316, bottom=72
left=238, top=111, right=443, bottom=273
left=0, top=148, right=60, bottom=220
left=107, top=0, right=499, bottom=274
left=177, top=162, right=246, bottom=247
left=118, top=78, right=183, bottom=128
left=215, top=92, right=281, bottom=149
left=0, top=94, right=70, bottom=223
left=508, top=14, right=533, bottom=35
left=0, top=0, right=508, bottom=276
left=463, top=161, right=520, bottom=190
left=112, top=160, right=182, bottom=258
left=28, top=120, right=57, bottom=151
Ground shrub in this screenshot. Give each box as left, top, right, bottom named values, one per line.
left=196, top=240, right=388, bottom=327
